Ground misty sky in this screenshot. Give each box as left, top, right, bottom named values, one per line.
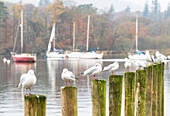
left=4, top=0, right=170, bottom=12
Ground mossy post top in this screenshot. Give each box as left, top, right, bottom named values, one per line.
left=109, top=75, right=123, bottom=78
left=92, top=79, right=106, bottom=83
left=24, top=94, right=46, bottom=99
left=124, top=72, right=135, bottom=75
left=61, top=86, right=77, bottom=90
left=136, top=69, right=145, bottom=73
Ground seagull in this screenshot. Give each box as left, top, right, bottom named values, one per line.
left=135, top=60, right=146, bottom=69
left=124, top=60, right=131, bottom=72
left=17, top=69, right=37, bottom=95
left=155, top=51, right=167, bottom=59
left=81, top=63, right=102, bottom=80
left=145, top=50, right=152, bottom=62
left=61, top=68, right=75, bottom=86
left=7, top=59, right=10, bottom=64
left=103, top=62, right=119, bottom=75
left=3, top=58, right=7, bottom=63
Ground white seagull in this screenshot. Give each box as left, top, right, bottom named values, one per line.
left=135, top=60, right=146, bottom=69
left=7, top=59, right=10, bottom=64
left=81, top=63, right=102, bottom=80
left=124, top=59, right=131, bottom=72
left=17, top=69, right=37, bottom=95
left=155, top=51, right=167, bottom=60
left=103, top=62, right=119, bottom=75
left=61, top=68, right=75, bottom=86
left=3, top=58, right=7, bottom=63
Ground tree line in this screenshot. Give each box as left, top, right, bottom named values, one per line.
left=1, top=0, right=170, bottom=55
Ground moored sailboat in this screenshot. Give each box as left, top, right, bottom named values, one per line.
left=128, top=15, right=147, bottom=60
left=46, top=23, right=65, bottom=58
left=11, top=9, right=36, bottom=62
left=66, top=15, right=103, bottom=59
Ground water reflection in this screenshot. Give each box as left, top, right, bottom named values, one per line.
left=0, top=56, right=170, bottom=116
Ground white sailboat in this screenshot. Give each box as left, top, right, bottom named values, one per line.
left=128, top=15, right=147, bottom=60
left=67, top=15, right=103, bottom=59
left=46, top=23, right=65, bottom=58
left=11, top=9, right=36, bottom=62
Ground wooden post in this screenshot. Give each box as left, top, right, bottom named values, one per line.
left=152, top=64, right=158, bottom=116
left=161, top=63, right=164, bottom=116
left=109, top=75, right=123, bottom=116
left=124, top=72, right=136, bottom=116
left=157, top=63, right=163, bottom=116
left=144, top=65, right=153, bottom=116
left=25, top=94, right=46, bottom=116
left=61, top=86, right=77, bottom=116
left=91, top=79, right=106, bottom=116
left=136, top=69, right=146, bottom=116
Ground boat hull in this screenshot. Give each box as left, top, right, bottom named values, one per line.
left=46, top=52, right=103, bottom=59
left=12, top=53, right=36, bottom=62
left=67, top=52, right=103, bottom=59
left=128, top=54, right=146, bottom=60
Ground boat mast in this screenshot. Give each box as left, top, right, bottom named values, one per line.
left=53, top=24, right=56, bottom=50
left=86, top=15, right=90, bottom=51
left=21, top=8, right=23, bottom=53
left=73, top=22, right=75, bottom=52
left=136, top=15, right=138, bottom=51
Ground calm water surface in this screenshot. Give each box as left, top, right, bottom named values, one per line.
left=0, top=55, right=170, bottom=116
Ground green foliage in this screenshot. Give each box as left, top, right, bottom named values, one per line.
left=39, top=0, right=50, bottom=6
left=124, top=6, right=131, bottom=13
left=143, top=2, right=149, bottom=17
left=0, top=2, right=8, bottom=26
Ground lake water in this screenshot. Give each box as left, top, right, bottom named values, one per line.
left=0, top=55, right=170, bottom=116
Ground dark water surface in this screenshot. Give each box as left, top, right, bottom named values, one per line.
left=0, top=55, right=170, bottom=116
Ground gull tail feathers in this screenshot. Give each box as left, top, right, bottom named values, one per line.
left=17, top=83, right=22, bottom=88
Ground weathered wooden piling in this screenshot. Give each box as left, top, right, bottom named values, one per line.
left=157, top=63, right=163, bottom=116
left=124, top=72, right=136, bottom=116
left=144, top=65, right=153, bottom=116
left=136, top=69, right=146, bottom=116
left=25, top=94, right=46, bottom=116
left=61, top=86, right=77, bottom=116
left=152, top=64, right=158, bottom=116
left=161, top=63, right=164, bottom=116
left=91, top=79, right=106, bottom=116
left=109, top=75, right=123, bottom=116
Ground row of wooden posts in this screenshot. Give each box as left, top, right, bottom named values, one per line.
left=24, top=63, right=164, bottom=116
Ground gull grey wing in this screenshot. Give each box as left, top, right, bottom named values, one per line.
left=20, top=74, right=27, bottom=83
left=89, top=68, right=99, bottom=75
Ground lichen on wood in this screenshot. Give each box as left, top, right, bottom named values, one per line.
left=109, top=75, right=123, bottom=116
left=91, top=79, right=106, bottom=116
left=124, top=72, right=136, bottom=116
left=61, top=86, right=77, bottom=116
left=24, top=94, right=46, bottom=116
left=136, top=69, right=146, bottom=116
left=144, top=65, right=153, bottom=116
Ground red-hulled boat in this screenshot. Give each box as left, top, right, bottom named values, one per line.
left=11, top=53, right=36, bottom=62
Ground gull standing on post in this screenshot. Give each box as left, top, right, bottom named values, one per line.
left=81, top=63, right=102, bottom=80
left=17, top=69, right=37, bottom=95
left=103, top=62, right=119, bottom=75
left=61, top=68, right=75, bottom=86
left=124, top=58, right=131, bottom=72
left=135, top=60, right=146, bottom=69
